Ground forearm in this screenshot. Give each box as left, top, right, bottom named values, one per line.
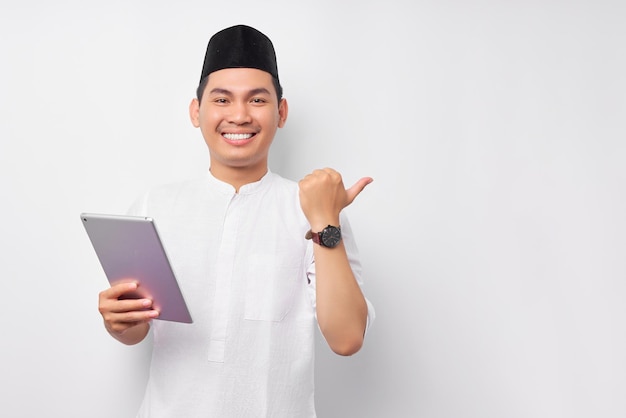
left=314, top=240, right=368, bottom=356
left=298, top=168, right=372, bottom=355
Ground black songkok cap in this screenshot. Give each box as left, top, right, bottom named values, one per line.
left=199, top=25, right=279, bottom=83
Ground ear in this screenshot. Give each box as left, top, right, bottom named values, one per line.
left=277, top=98, right=288, bottom=128
left=189, top=98, right=200, bottom=128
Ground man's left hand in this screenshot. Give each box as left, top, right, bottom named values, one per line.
left=298, top=168, right=373, bottom=229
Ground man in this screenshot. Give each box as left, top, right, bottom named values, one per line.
left=98, top=24, right=374, bottom=417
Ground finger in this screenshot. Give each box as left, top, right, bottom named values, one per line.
left=345, top=177, right=373, bottom=205
left=108, top=297, right=154, bottom=314
left=108, top=309, right=159, bottom=324
left=100, top=281, right=139, bottom=300
left=105, top=311, right=159, bottom=334
left=99, top=296, right=154, bottom=321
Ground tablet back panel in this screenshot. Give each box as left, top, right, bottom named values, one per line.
left=81, top=213, right=192, bottom=323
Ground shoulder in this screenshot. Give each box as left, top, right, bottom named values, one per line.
left=152, top=177, right=205, bottom=196
left=127, top=176, right=206, bottom=216
left=265, top=172, right=301, bottom=206
left=268, top=172, right=298, bottom=191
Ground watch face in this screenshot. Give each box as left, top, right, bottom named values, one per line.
left=321, top=226, right=341, bottom=248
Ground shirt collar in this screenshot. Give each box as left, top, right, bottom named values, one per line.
left=206, top=169, right=275, bottom=195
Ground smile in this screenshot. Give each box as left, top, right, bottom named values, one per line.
left=223, top=133, right=254, bottom=141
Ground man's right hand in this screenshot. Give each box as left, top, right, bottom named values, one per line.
left=98, top=281, right=159, bottom=345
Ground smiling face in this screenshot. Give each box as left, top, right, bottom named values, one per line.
left=189, top=67, right=288, bottom=188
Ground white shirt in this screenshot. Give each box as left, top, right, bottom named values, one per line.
left=129, top=171, right=373, bottom=418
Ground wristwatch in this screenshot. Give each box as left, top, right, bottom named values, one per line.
left=305, top=225, right=342, bottom=248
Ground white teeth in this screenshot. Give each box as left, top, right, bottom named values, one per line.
left=223, top=133, right=253, bottom=141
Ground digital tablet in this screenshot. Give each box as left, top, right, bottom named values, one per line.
left=80, top=213, right=193, bottom=323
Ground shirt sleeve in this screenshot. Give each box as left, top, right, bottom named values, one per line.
left=126, top=190, right=150, bottom=217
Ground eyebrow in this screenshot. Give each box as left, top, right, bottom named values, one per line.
left=208, top=87, right=272, bottom=97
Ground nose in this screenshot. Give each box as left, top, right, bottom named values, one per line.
left=227, top=102, right=252, bottom=125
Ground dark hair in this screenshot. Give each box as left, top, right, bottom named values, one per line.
left=196, top=74, right=283, bottom=104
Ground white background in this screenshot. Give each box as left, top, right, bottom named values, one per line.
left=1, top=1, right=625, bottom=417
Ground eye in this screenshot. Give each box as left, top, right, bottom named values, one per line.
left=250, top=97, right=267, bottom=104
left=213, top=98, right=229, bottom=104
